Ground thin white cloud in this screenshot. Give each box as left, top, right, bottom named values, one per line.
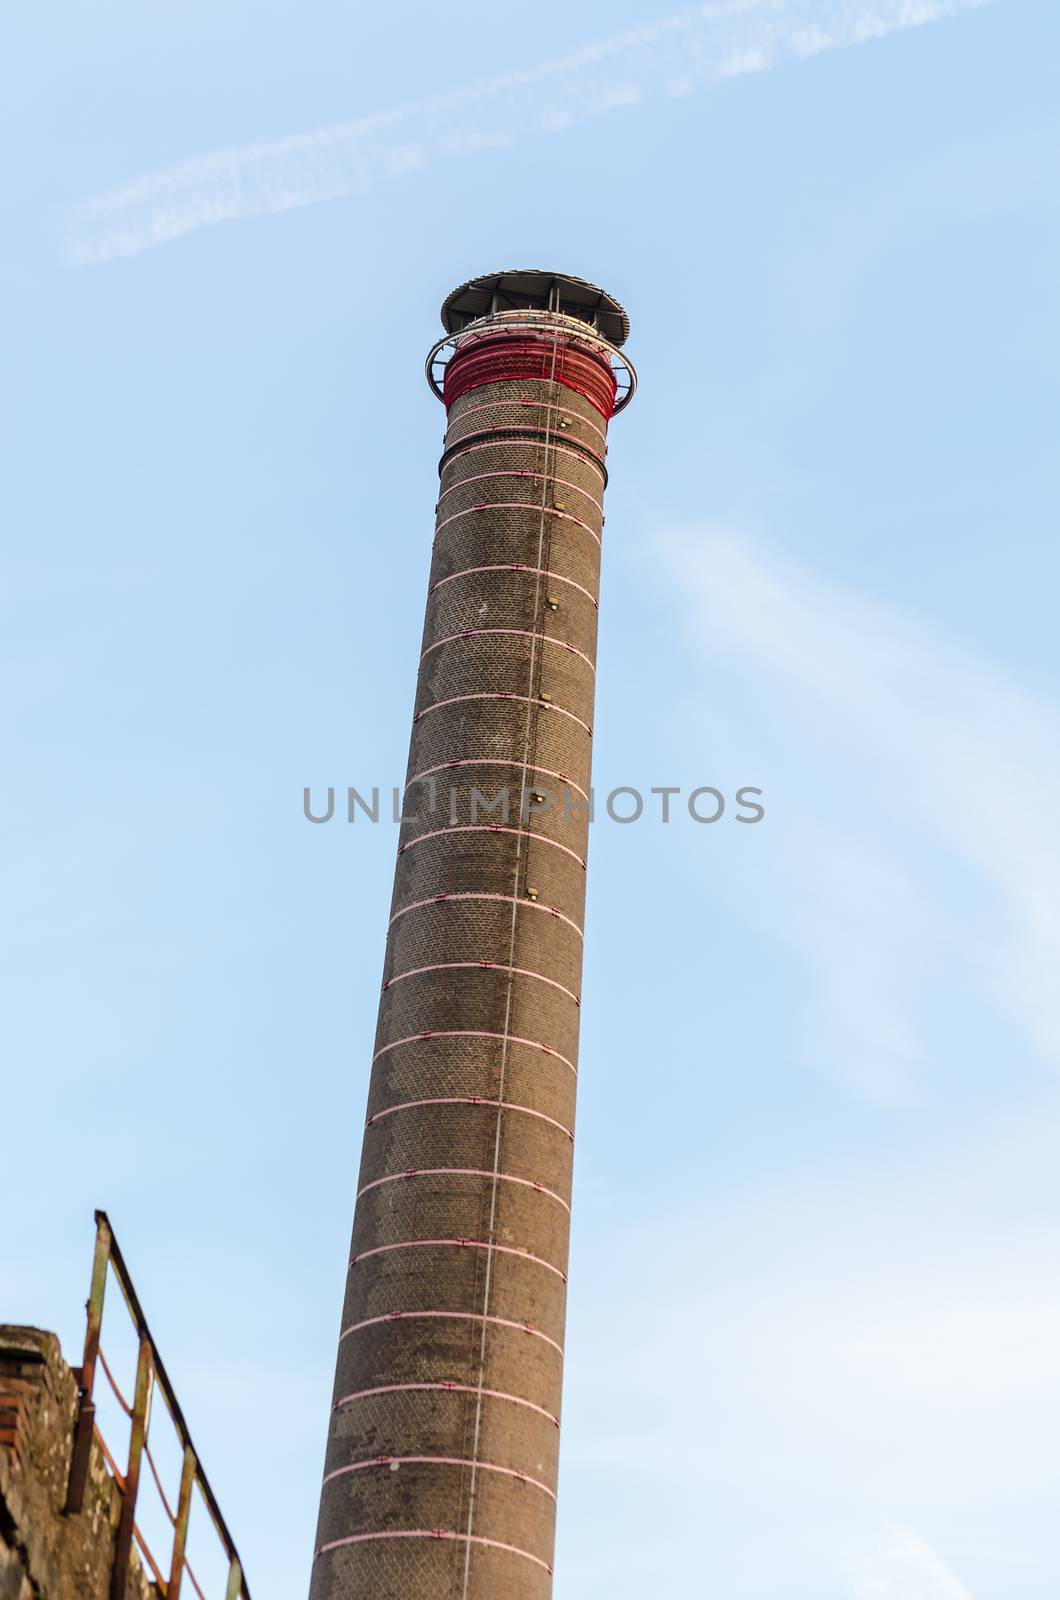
left=562, top=1107, right=1060, bottom=1593
left=72, top=0, right=998, bottom=264
left=824, top=1528, right=978, bottom=1598
left=648, top=529, right=1060, bottom=1100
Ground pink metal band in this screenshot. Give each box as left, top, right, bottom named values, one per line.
left=371, top=1029, right=575, bottom=1075
left=356, top=1167, right=571, bottom=1214
left=420, top=628, right=595, bottom=674
left=387, top=892, right=584, bottom=940
left=349, top=1237, right=566, bottom=1283
left=383, top=960, right=580, bottom=1007
left=435, top=501, right=600, bottom=546
left=437, top=470, right=603, bottom=514
left=397, top=824, right=587, bottom=871
left=332, top=1380, right=560, bottom=1428
left=445, top=393, right=608, bottom=443
left=364, top=1097, right=574, bottom=1143
left=405, top=757, right=590, bottom=806
left=413, top=692, right=592, bottom=739
left=322, top=1454, right=556, bottom=1501
left=441, top=436, right=606, bottom=482
left=338, top=1307, right=564, bottom=1359
left=315, top=1528, right=553, bottom=1576
left=427, top=563, right=599, bottom=610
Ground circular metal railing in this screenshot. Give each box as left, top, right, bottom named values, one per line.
left=425, top=309, right=637, bottom=415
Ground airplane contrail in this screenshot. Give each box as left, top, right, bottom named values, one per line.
left=71, top=0, right=998, bottom=265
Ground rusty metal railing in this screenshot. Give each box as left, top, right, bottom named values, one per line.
left=66, top=1210, right=251, bottom=1600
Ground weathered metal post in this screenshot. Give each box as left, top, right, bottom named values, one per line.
left=167, top=1444, right=198, bottom=1600
left=66, top=1212, right=111, bottom=1514
left=310, top=271, right=635, bottom=1599
left=111, top=1335, right=153, bottom=1600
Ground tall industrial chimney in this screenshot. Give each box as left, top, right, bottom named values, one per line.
left=310, top=271, right=636, bottom=1599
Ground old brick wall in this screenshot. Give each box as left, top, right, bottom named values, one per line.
left=0, top=1326, right=152, bottom=1600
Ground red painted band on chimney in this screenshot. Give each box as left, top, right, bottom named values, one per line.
left=443, top=334, right=618, bottom=419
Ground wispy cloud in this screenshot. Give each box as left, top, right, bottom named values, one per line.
left=823, top=1527, right=978, bottom=1597
left=648, top=529, right=1060, bottom=1101
left=562, top=1103, right=1060, bottom=1592
left=72, top=0, right=998, bottom=264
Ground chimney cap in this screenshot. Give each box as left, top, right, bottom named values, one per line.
left=441, top=270, right=630, bottom=348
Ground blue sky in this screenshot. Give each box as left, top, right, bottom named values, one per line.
left=4, top=1, right=1060, bottom=1595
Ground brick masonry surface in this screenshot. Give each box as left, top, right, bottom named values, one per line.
left=0, top=1325, right=152, bottom=1600
left=310, top=330, right=621, bottom=1600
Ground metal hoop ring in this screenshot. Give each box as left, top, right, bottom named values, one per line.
left=425, top=310, right=637, bottom=415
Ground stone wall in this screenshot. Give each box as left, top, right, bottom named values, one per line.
left=0, top=1325, right=152, bottom=1600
